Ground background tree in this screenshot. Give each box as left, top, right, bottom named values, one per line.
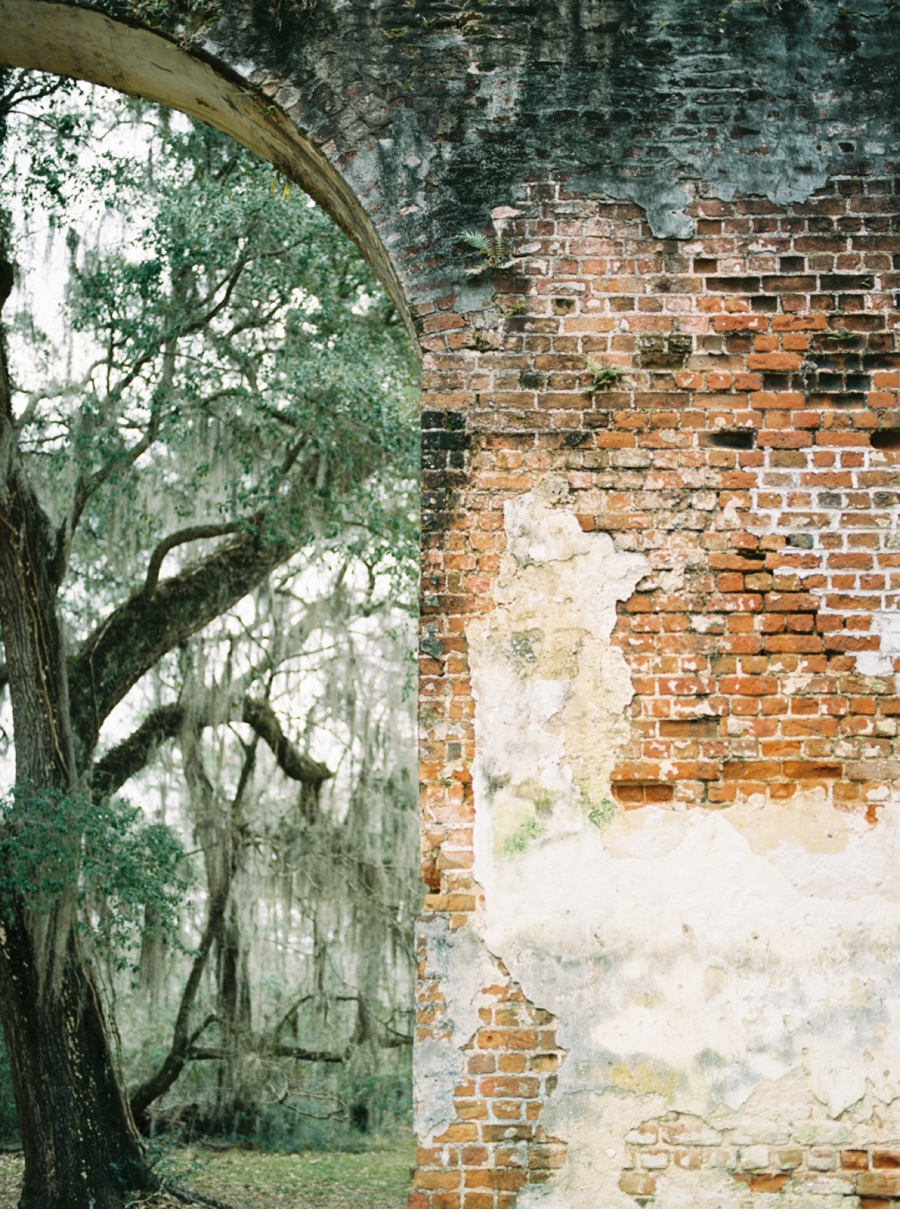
left=0, top=78, right=418, bottom=1207
left=121, top=560, right=418, bottom=1144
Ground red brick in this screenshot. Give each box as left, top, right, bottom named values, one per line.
left=747, top=352, right=803, bottom=370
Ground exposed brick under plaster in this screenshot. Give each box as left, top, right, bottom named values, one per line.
left=413, top=173, right=900, bottom=1209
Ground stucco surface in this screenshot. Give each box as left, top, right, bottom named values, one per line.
left=414, top=914, right=507, bottom=1146
left=469, top=493, right=900, bottom=1205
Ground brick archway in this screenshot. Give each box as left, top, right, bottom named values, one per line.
left=0, top=0, right=413, bottom=337
left=8, top=0, right=900, bottom=1204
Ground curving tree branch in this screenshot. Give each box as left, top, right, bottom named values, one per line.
left=241, top=697, right=332, bottom=786
left=92, top=696, right=332, bottom=799
left=68, top=526, right=297, bottom=772
left=143, top=523, right=243, bottom=599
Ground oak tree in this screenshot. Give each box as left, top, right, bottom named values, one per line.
left=0, top=77, right=417, bottom=1206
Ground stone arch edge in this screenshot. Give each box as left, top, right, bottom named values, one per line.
left=0, top=0, right=416, bottom=342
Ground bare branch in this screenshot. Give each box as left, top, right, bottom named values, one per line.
left=241, top=697, right=332, bottom=786
left=186, top=1046, right=345, bottom=1063
left=0, top=71, right=70, bottom=122
left=143, top=522, right=242, bottom=599
left=91, top=692, right=329, bottom=799
left=66, top=414, right=161, bottom=543
left=54, top=409, right=164, bottom=588
left=129, top=883, right=230, bottom=1128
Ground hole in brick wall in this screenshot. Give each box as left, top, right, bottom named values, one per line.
left=700, top=430, right=755, bottom=450
left=563, top=430, right=587, bottom=447
left=421, top=409, right=466, bottom=431
left=809, top=392, right=867, bottom=409
left=870, top=428, right=900, bottom=450
left=611, top=782, right=675, bottom=809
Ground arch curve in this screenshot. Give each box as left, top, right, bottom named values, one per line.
left=0, top=0, right=414, bottom=337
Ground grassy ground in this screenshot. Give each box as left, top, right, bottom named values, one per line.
left=0, top=1139, right=416, bottom=1208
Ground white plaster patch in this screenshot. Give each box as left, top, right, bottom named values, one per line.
left=856, top=611, right=900, bottom=677
left=466, top=491, right=900, bottom=1207
left=469, top=492, right=649, bottom=874
left=722, top=792, right=900, bottom=901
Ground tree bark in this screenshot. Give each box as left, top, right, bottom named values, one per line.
left=93, top=695, right=333, bottom=800
left=0, top=905, right=150, bottom=1207
left=0, top=259, right=155, bottom=1207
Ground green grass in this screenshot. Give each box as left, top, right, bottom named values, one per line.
left=0, top=1140, right=417, bottom=1209
left=163, top=1139, right=417, bottom=1208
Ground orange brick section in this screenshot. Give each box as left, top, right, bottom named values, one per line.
left=415, top=172, right=900, bottom=1205
left=409, top=947, right=566, bottom=1209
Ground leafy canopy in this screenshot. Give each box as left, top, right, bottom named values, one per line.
left=2, top=86, right=419, bottom=640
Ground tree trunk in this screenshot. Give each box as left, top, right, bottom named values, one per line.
left=0, top=906, right=150, bottom=1207
left=0, top=265, right=155, bottom=1207
left=213, top=900, right=254, bottom=1137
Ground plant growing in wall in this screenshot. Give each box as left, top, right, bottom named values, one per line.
left=460, top=229, right=520, bottom=276
left=581, top=354, right=626, bottom=395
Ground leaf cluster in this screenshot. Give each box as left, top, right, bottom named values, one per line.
left=0, top=785, right=190, bottom=966
left=460, top=229, right=520, bottom=276
left=581, top=354, right=625, bottom=395
left=2, top=88, right=420, bottom=639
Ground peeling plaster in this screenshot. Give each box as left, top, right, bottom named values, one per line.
left=468, top=486, right=649, bottom=870
left=414, top=914, right=505, bottom=1146
left=466, top=492, right=900, bottom=1207
left=856, top=613, right=900, bottom=679
left=568, top=175, right=696, bottom=241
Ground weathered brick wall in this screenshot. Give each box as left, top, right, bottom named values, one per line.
left=412, top=173, right=900, bottom=1207
left=422, top=175, right=900, bottom=820
left=11, top=0, right=900, bottom=1205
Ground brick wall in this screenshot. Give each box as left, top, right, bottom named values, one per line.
left=412, top=172, right=900, bottom=1208
left=616, top=1113, right=900, bottom=1206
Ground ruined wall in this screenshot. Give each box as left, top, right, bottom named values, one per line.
left=8, top=0, right=900, bottom=1205
left=414, top=179, right=900, bottom=1207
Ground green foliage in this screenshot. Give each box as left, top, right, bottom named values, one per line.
left=588, top=798, right=616, bottom=829
left=581, top=354, right=626, bottom=395
left=0, top=786, right=189, bottom=967
left=460, top=229, right=520, bottom=276
left=1, top=89, right=420, bottom=639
